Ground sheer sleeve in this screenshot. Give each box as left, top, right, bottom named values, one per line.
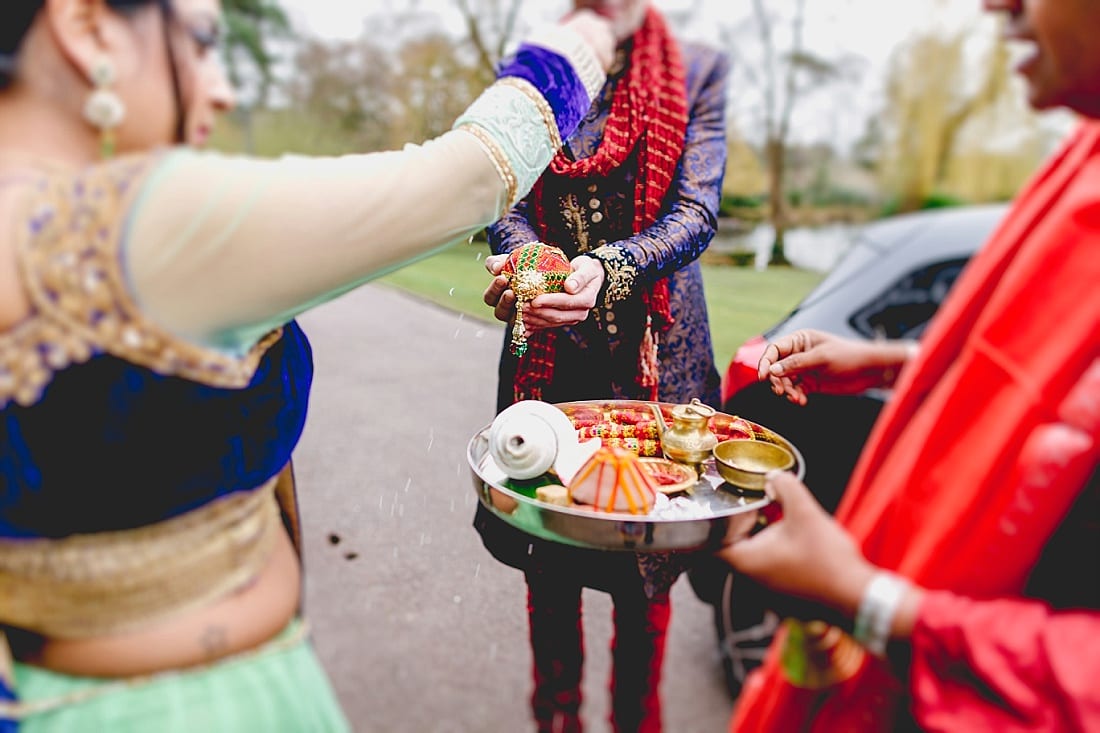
left=909, top=591, right=1100, bottom=733
left=122, top=25, right=605, bottom=355
left=125, top=136, right=509, bottom=353
left=487, top=197, right=540, bottom=257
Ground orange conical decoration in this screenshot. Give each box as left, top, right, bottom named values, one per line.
left=568, top=446, right=659, bottom=514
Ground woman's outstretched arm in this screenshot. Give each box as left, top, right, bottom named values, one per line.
left=120, top=17, right=612, bottom=355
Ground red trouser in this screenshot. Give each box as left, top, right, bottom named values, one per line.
left=526, top=569, right=671, bottom=733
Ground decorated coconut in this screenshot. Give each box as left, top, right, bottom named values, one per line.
left=500, top=242, right=571, bottom=357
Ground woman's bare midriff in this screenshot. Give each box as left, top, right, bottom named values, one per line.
left=18, top=525, right=302, bottom=678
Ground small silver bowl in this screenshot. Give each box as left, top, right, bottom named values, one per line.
left=713, top=439, right=795, bottom=492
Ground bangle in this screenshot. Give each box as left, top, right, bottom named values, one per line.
left=852, top=571, right=910, bottom=658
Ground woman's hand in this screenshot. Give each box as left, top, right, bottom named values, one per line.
left=758, top=329, right=914, bottom=405
left=560, top=9, right=616, bottom=73
left=716, top=471, right=875, bottom=618
left=482, top=254, right=605, bottom=331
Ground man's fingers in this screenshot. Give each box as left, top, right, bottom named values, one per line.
left=769, top=351, right=812, bottom=377
left=565, top=256, right=604, bottom=296
left=524, top=308, right=591, bottom=328
left=757, top=343, right=780, bottom=381
left=564, top=270, right=593, bottom=295
left=714, top=526, right=774, bottom=571
left=483, top=276, right=509, bottom=307
left=485, top=254, right=508, bottom=275
left=764, top=470, right=820, bottom=522
left=493, top=290, right=516, bottom=322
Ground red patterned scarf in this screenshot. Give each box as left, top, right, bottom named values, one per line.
left=512, top=6, right=688, bottom=403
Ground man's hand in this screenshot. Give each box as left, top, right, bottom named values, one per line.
left=482, top=253, right=514, bottom=324
left=716, top=471, right=874, bottom=617
left=758, top=329, right=915, bottom=405
left=481, top=253, right=605, bottom=333
left=521, top=255, right=604, bottom=330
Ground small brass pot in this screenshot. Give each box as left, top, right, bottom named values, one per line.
left=713, top=439, right=795, bottom=492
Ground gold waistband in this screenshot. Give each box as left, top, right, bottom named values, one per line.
left=0, top=477, right=281, bottom=639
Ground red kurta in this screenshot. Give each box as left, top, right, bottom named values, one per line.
left=730, top=122, right=1100, bottom=731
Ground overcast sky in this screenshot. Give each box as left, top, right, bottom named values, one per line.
left=278, top=0, right=979, bottom=57
left=273, top=0, right=1058, bottom=150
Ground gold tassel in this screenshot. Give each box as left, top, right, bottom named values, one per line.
left=510, top=303, right=528, bottom=357
left=639, top=315, right=659, bottom=396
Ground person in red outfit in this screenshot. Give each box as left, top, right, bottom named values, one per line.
left=715, top=0, right=1100, bottom=731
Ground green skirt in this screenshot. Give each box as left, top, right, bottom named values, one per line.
left=13, top=619, right=350, bottom=732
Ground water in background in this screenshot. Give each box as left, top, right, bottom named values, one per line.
left=712, top=221, right=857, bottom=273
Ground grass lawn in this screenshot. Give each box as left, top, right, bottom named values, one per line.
left=379, top=242, right=823, bottom=371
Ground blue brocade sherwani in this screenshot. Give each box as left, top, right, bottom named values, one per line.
left=489, top=42, right=729, bottom=413
left=476, top=39, right=731, bottom=733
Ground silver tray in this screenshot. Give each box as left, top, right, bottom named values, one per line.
left=467, top=400, right=805, bottom=552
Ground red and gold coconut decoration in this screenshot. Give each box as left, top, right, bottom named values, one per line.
left=568, top=446, right=660, bottom=515
left=501, top=242, right=571, bottom=357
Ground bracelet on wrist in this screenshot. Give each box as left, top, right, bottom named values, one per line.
left=852, top=571, right=910, bottom=658
left=903, top=340, right=920, bottom=362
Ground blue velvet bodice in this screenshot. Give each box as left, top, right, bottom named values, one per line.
left=0, top=322, right=313, bottom=539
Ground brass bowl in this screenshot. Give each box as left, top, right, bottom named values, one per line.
left=713, top=439, right=795, bottom=492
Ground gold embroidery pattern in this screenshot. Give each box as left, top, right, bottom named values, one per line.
left=1, top=156, right=281, bottom=409
left=0, top=477, right=281, bottom=639
left=560, top=193, right=590, bottom=253
left=457, top=124, right=519, bottom=209
left=590, top=245, right=638, bottom=307
left=498, top=77, right=563, bottom=151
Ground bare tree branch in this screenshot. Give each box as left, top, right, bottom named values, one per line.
left=777, top=0, right=806, bottom=146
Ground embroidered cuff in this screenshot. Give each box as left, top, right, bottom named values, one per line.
left=522, top=25, right=606, bottom=103
left=497, top=45, right=590, bottom=141
left=454, top=82, right=560, bottom=209
left=589, top=245, right=638, bottom=308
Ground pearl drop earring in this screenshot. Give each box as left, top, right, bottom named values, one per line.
left=82, top=57, right=126, bottom=158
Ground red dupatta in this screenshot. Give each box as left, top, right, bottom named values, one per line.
left=513, top=6, right=687, bottom=403
left=730, top=122, right=1100, bottom=731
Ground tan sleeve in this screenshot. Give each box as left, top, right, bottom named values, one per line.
left=125, top=130, right=506, bottom=353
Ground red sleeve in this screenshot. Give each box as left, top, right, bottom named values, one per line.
left=909, top=590, right=1100, bottom=732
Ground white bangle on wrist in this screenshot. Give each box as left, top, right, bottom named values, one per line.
left=852, top=571, right=910, bottom=658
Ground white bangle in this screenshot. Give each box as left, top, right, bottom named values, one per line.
left=852, top=572, right=910, bottom=658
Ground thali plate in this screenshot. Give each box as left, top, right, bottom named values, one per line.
left=467, top=400, right=804, bottom=552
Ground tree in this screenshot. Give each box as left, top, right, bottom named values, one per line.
left=452, top=0, right=526, bottom=85
left=722, top=0, right=857, bottom=265
left=392, top=34, right=486, bottom=143
left=282, top=36, right=398, bottom=153
left=222, top=0, right=291, bottom=151
left=875, top=17, right=1021, bottom=211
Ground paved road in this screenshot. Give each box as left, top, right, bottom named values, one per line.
left=293, top=284, right=735, bottom=733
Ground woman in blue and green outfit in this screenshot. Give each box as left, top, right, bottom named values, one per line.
left=0, top=0, right=613, bottom=729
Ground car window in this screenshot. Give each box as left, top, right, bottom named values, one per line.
left=847, top=257, right=970, bottom=339
left=796, top=218, right=932, bottom=311
left=761, top=205, right=1005, bottom=343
